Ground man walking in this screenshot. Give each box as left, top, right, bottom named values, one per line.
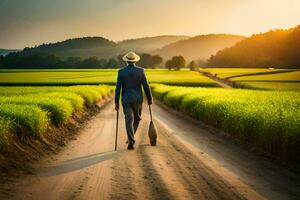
left=115, top=51, right=153, bottom=150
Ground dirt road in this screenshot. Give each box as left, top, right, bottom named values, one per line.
left=5, top=101, right=300, bottom=200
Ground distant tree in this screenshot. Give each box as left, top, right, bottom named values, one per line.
left=65, top=56, right=82, bottom=68
left=188, top=60, right=197, bottom=71
left=107, top=58, right=118, bottom=68
left=151, top=55, right=163, bottom=68
left=0, top=55, right=4, bottom=68
left=171, top=56, right=186, bottom=70
left=99, top=58, right=108, bottom=68
left=116, top=55, right=124, bottom=67
left=43, top=54, right=62, bottom=68
left=140, top=53, right=153, bottom=68
left=165, top=60, right=173, bottom=70
left=80, top=57, right=100, bottom=68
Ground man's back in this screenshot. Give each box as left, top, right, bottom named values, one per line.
left=115, top=51, right=153, bottom=149
left=115, top=64, right=152, bottom=105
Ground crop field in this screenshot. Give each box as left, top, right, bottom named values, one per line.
left=151, top=84, right=300, bottom=160
left=199, top=68, right=286, bottom=79
left=0, top=69, right=118, bottom=85
left=0, top=85, right=113, bottom=150
left=199, top=68, right=300, bottom=90
left=0, top=69, right=217, bottom=87
left=145, top=69, right=217, bottom=86
left=233, top=71, right=300, bottom=90
left=239, top=82, right=300, bottom=90
left=231, top=70, right=300, bottom=81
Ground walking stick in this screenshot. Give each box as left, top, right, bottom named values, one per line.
left=115, top=110, right=119, bottom=151
left=149, top=105, right=153, bottom=122
left=148, top=105, right=157, bottom=146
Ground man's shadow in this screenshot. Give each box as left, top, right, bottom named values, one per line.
left=39, top=150, right=118, bottom=177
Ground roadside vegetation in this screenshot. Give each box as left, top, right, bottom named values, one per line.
left=0, top=69, right=218, bottom=87
left=0, top=85, right=113, bottom=150
left=151, top=84, right=300, bottom=161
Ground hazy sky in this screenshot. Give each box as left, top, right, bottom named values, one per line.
left=0, top=0, right=299, bottom=49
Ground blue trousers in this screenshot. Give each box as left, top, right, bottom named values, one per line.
left=122, top=103, right=142, bottom=144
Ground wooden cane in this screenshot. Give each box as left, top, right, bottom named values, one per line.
left=149, top=105, right=153, bottom=122
left=115, top=110, right=119, bottom=151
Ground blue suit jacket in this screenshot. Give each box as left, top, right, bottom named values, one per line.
left=115, top=64, right=152, bottom=105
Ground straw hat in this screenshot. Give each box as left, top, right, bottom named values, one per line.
left=122, top=51, right=140, bottom=63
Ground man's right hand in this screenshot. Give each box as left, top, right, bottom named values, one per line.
left=115, top=104, right=119, bottom=111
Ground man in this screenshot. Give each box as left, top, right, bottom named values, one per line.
left=115, top=51, right=153, bottom=150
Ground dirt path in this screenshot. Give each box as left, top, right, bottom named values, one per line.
left=3, top=101, right=300, bottom=200
left=199, top=71, right=234, bottom=88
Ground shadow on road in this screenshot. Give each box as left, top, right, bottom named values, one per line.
left=39, top=150, right=117, bottom=177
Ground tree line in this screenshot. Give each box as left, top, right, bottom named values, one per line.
left=0, top=52, right=165, bottom=69
left=0, top=50, right=200, bottom=70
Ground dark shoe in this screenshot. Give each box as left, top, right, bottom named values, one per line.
left=127, top=142, right=134, bottom=150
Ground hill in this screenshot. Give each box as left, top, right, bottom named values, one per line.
left=152, top=34, right=246, bottom=61
left=21, top=37, right=118, bottom=59
left=0, top=49, right=20, bottom=56
left=14, top=36, right=190, bottom=59
left=118, top=35, right=190, bottom=53
left=207, top=25, right=300, bottom=68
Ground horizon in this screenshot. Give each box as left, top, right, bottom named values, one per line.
left=1, top=0, right=300, bottom=49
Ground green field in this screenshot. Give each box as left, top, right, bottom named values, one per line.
left=231, top=70, right=300, bottom=82
left=233, top=71, right=300, bottom=90
left=1, top=68, right=299, bottom=160
left=0, top=69, right=217, bottom=87
left=199, top=68, right=284, bottom=79
left=200, top=68, right=300, bottom=90
left=151, top=84, right=300, bottom=160
left=239, top=82, right=300, bottom=90
left=0, top=85, right=113, bottom=150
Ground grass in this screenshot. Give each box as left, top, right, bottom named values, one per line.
left=0, top=104, right=49, bottom=138
left=0, top=85, right=114, bottom=105
left=233, top=71, right=300, bottom=90
left=199, top=68, right=285, bottom=79
left=0, top=85, right=114, bottom=150
left=200, top=68, right=300, bottom=90
left=0, top=117, right=12, bottom=150
left=0, top=69, right=217, bottom=87
left=0, top=96, right=74, bottom=125
left=0, top=69, right=118, bottom=85
left=146, top=69, right=217, bottom=86
left=151, top=84, right=300, bottom=161
left=231, top=70, right=300, bottom=82
left=239, top=82, right=300, bottom=90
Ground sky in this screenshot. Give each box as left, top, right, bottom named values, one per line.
left=0, top=0, right=299, bottom=49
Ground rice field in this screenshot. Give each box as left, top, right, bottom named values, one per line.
left=151, top=84, right=300, bottom=160
left=199, top=68, right=285, bottom=79
left=234, top=71, right=300, bottom=90
left=231, top=70, right=300, bottom=82
left=199, top=68, right=300, bottom=90
left=145, top=69, right=217, bottom=86
left=239, top=82, right=300, bottom=90
left=0, top=85, right=113, bottom=150
left=0, top=69, right=118, bottom=85
left=0, top=69, right=217, bottom=87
